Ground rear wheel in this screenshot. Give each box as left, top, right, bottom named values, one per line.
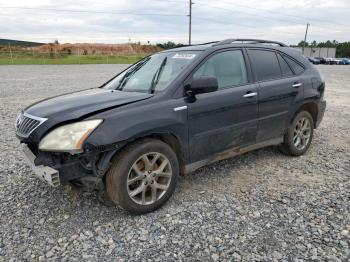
left=106, top=139, right=179, bottom=214
left=280, top=111, right=314, bottom=156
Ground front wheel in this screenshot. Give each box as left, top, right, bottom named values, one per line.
left=280, top=111, right=314, bottom=156
left=106, top=139, right=179, bottom=214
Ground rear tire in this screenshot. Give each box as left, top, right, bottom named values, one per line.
left=106, top=138, right=179, bottom=214
left=279, top=111, right=314, bottom=156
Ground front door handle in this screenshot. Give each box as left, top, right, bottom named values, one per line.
left=243, top=92, right=257, bottom=98
left=292, top=82, right=302, bottom=88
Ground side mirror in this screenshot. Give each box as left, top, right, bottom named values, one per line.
left=189, top=76, right=218, bottom=95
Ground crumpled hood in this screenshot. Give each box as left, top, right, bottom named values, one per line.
left=25, top=88, right=153, bottom=119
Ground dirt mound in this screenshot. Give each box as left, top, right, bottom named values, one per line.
left=34, top=43, right=162, bottom=55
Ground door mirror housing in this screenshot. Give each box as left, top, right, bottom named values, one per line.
left=189, top=76, right=218, bottom=95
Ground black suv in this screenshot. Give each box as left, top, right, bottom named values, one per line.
left=16, top=39, right=326, bottom=214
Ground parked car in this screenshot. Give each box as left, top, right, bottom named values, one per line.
left=334, top=58, right=342, bottom=65
left=307, top=57, right=320, bottom=65
left=339, top=58, right=350, bottom=65
left=314, top=57, right=327, bottom=64
left=330, top=59, right=338, bottom=65
left=15, top=39, right=326, bottom=214
left=325, top=58, right=332, bottom=64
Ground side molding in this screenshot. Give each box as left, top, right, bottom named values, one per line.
left=173, top=106, right=188, bottom=111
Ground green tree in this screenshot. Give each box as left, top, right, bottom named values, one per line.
left=156, top=41, right=184, bottom=49
left=314, top=40, right=350, bottom=57
left=335, top=42, right=350, bottom=57
left=297, top=41, right=309, bottom=47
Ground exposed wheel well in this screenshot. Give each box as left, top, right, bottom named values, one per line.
left=116, top=133, right=185, bottom=174
left=295, top=102, right=318, bottom=128
left=146, top=133, right=185, bottom=172
left=98, top=133, right=185, bottom=180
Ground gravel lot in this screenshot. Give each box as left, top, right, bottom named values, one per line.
left=0, top=65, right=349, bottom=261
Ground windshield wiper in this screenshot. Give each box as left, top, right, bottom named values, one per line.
left=148, top=57, right=167, bottom=94
left=117, top=57, right=151, bottom=90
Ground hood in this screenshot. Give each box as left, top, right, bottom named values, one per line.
left=26, top=88, right=153, bottom=119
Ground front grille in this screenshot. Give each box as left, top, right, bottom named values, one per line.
left=15, top=112, right=47, bottom=138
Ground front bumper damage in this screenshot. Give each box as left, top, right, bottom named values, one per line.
left=23, top=144, right=60, bottom=187
left=21, top=143, right=118, bottom=191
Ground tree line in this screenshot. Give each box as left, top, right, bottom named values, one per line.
left=297, top=40, right=350, bottom=58
left=156, top=41, right=185, bottom=49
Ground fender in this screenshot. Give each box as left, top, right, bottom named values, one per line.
left=285, top=79, right=324, bottom=130
left=85, top=98, right=190, bottom=162
left=286, top=99, right=319, bottom=130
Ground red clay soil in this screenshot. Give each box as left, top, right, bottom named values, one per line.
left=34, top=43, right=162, bottom=55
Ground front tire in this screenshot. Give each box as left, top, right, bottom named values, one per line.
left=106, top=139, right=179, bottom=214
left=280, top=111, right=314, bottom=156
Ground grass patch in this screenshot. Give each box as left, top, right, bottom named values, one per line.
left=0, top=54, right=146, bottom=65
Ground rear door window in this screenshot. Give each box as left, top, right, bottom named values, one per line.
left=277, top=53, right=294, bottom=77
left=249, top=50, right=281, bottom=81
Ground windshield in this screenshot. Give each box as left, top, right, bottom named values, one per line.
left=103, top=51, right=202, bottom=93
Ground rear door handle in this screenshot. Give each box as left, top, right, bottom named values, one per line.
left=243, top=92, right=257, bottom=98
left=292, top=82, right=302, bottom=88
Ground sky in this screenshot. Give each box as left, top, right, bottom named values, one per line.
left=0, top=0, right=349, bottom=45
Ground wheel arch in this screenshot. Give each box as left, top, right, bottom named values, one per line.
left=97, top=132, right=186, bottom=178
left=136, top=133, right=185, bottom=173
left=292, top=101, right=318, bottom=128
left=148, top=133, right=185, bottom=168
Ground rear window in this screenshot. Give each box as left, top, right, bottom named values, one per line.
left=283, top=56, right=305, bottom=74
left=249, top=50, right=281, bottom=81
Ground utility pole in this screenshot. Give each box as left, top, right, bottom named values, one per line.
left=302, top=23, right=310, bottom=56
left=188, top=0, right=194, bottom=45
left=77, top=45, right=80, bottom=64
left=8, top=43, right=14, bottom=64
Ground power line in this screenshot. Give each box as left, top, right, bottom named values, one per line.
left=148, top=0, right=188, bottom=3
left=208, top=0, right=345, bottom=26
left=0, top=6, right=186, bottom=17
left=2, top=4, right=345, bottom=29
left=194, top=16, right=347, bottom=40
left=204, top=5, right=305, bottom=25
left=196, top=5, right=343, bottom=33
left=194, top=16, right=300, bottom=36
left=1, top=3, right=347, bottom=43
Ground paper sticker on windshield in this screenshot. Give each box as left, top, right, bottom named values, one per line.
left=172, top=53, right=197, bottom=59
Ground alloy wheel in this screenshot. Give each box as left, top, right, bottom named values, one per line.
left=127, top=152, right=172, bottom=205
left=293, top=117, right=311, bottom=150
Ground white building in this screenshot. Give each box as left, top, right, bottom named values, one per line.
left=295, top=47, right=336, bottom=58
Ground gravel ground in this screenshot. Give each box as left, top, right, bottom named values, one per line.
left=0, top=65, right=349, bottom=261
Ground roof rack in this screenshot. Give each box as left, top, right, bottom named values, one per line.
left=195, top=41, right=220, bottom=45
left=166, top=41, right=220, bottom=51
left=180, top=41, right=220, bottom=47
left=214, top=39, right=287, bottom=47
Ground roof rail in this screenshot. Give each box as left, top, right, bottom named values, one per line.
left=166, top=41, right=219, bottom=50
left=196, top=41, right=220, bottom=45
left=214, top=39, right=287, bottom=47
left=181, top=41, right=220, bottom=47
